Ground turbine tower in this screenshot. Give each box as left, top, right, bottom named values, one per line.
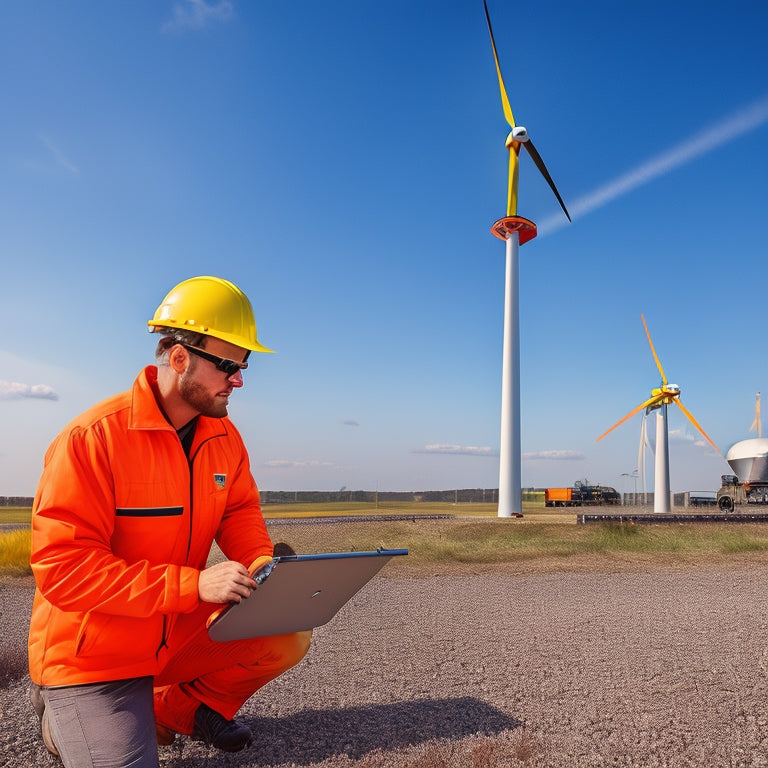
left=482, top=0, right=571, bottom=517
left=597, top=314, right=720, bottom=513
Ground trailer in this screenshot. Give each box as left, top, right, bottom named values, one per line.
left=716, top=474, right=768, bottom=512
left=545, top=483, right=621, bottom=507
left=544, top=487, right=575, bottom=506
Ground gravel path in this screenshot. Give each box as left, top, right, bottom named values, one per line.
left=2, top=532, right=767, bottom=767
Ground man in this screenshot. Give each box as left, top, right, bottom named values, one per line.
left=28, top=276, right=310, bottom=768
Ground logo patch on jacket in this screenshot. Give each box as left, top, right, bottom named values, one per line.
left=213, top=474, right=227, bottom=489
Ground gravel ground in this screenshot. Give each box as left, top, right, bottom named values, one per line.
left=2, top=524, right=768, bottom=767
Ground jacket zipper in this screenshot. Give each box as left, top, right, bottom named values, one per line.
left=156, top=615, right=168, bottom=660
left=185, top=434, right=218, bottom=562
left=154, top=431, right=220, bottom=659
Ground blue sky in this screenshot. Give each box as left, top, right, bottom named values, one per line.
left=1, top=0, right=766, bottom=497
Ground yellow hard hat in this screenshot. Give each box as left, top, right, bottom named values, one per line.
left=148, top=276, right=274, bottom=353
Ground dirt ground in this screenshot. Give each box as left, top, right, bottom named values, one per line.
left=2, top=522, right=768, bottom=767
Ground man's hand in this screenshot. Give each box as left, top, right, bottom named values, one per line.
left=198, top=560, right=256, bottom=604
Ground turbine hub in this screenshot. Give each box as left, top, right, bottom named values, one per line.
left=511, top=125, right=529, bottom=142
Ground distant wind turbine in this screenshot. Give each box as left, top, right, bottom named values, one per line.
left=597, top=314, right=719, bottom=514
left=482, top=0, right=570, bottom=518
left=750, top=392, right=761, bottom=438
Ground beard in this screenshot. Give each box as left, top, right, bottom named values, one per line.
left=178, top=370, right=229, bottom=419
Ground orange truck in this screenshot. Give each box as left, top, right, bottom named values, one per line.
left=544, top=488, right=574, bottom=507
left=545, top=484, right=620, bottom=507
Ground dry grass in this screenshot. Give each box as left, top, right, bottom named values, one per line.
left=0, top=529, right=31, bottom=576
left=261, top=501, right=535, bottom=518
left=268, top=517, right=768, bottom=569
left=8, top=504, right=768, bottom=576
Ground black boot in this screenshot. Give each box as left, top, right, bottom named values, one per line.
left=192, top=704, right=252, bottom=752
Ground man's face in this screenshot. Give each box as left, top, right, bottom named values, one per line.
left=178, top=337, right=249, bottom=419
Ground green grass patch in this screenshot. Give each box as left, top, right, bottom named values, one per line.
left=0, top=507, right=32, bottom=525
left=715, top=529, right=768, bottom=554
left=0, top=528, right=32, bottom=576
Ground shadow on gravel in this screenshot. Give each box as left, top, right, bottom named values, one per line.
left=164, top=697, right=520, bottom=766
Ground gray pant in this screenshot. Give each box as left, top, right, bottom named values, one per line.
left=37, top=677, right=159, bottom=768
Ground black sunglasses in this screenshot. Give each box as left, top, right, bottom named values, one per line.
left=179, top=344, right=249, bottom=376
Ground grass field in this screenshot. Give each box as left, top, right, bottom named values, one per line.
left=0, top=507, right=33, bottom=524
left=0, top=501, right=552, bottom=525
left=267, top=517, right=768, bottom=565
left=0, top=529, right=32, bottom=576
left=4, top=502, right=768, bottom=576
left=260, top=500, right=539, bottom=518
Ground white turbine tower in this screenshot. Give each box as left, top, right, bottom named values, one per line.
left=483, top=1, right=571, bottom=517
left=598, top=314, right=720, bottom=514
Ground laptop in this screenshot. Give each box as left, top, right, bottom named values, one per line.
left=207, top=548, right=408, bottom=641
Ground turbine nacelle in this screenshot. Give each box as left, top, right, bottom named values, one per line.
left=510, top=126, right=529, bottom=143
left=653, top=384, right=681, bottom=398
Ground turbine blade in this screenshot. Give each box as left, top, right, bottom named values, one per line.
left=750, top=392, right=761, bottom=437
left=522, top=140, right=571, bottom=221
left=483, top=0, right=516, bottom=129
left=637, top=415, right=645, bottom=480
left=507, top=141, right=521, bottom=217
left=597, top=395, right=661, bottom=442
left=673, top=398, right=721, bottom=455
left=641, top=314, right=667, bottom=386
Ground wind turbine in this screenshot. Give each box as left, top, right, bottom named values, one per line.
left=483, top=0, right=571, bottom=517
left=750, top=392, right=761, bottom=437
left=597, top=314, right=720, bottom=514
left=637, top=412, right=651, bottom=505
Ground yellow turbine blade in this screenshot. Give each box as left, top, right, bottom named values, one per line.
left=506, top=139, right=521, bottom=216
left=673, top=398, right=721, bottom=455
left=483, top=0, right=516, bottom=129
left=641, top=313, right=667, bottom=386
left=597, top=394, right=663, bottom=443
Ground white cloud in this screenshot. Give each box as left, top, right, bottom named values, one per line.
left=0, top=380, right=59, bottom=401
left=669, top=429, right=717, bottom=453
left=668, top=429, right=695, bottom=443
left=163, top=0, right=234, bottom=32
left=522, top=449, right=585, bottom=461
left=411, top=444, right=496, bottom=457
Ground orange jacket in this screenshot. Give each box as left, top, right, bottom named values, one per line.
left=28, top=366, right=273, bottom=686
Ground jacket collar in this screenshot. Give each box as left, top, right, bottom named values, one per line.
left=129, top=366, right=228, bottom=441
